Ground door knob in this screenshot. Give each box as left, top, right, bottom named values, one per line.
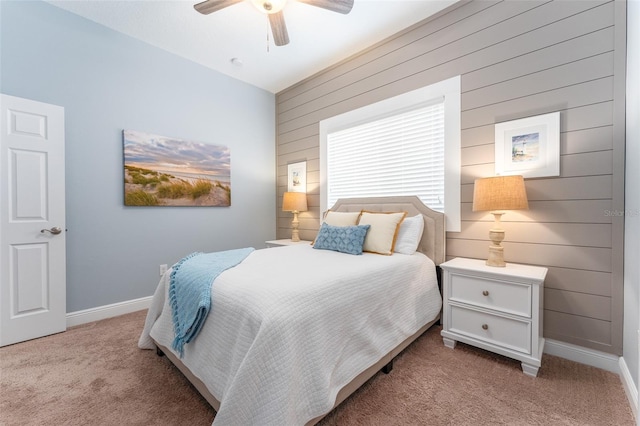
left=41, top=227, right=62, bottom=235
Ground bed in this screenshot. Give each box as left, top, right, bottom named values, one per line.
left=138, top=196, right=445, bottom=425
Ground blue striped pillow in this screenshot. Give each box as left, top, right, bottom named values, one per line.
left=313, top=223, right=371, bottom=255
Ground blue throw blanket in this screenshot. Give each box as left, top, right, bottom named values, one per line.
left=169, top=247, right=254, bottom=357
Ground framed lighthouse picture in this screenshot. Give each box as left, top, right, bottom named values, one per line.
left=494, top=112, right=560, bottom=178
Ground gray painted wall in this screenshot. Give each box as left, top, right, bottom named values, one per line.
left=0, top=1, right=276, bottom=312
left=624, top=0, right=639, bottom=390
left=275, top=0, right=627, bottom=355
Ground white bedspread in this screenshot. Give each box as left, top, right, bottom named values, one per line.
left=139, top=244, right=441, bottom=425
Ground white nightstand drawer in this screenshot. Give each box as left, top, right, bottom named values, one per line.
left=449, top=305, right=531, bottom=354
left=450, top=274, right=532, bottom=317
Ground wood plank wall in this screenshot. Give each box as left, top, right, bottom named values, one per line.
left=275, top=0, right=626, bottom=355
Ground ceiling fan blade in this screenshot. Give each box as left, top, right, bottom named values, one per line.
left=268, top=11, right=290, bottom=46
left=194, top=0, right=242, bottom=15
left=297, top=0, right=354, bottom=14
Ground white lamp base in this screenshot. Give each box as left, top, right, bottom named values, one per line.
left=486, top=213, right=506, bottom=267
left=291, top=211, right=300, bottom=242
left=486, top=243, right=505, bottom=267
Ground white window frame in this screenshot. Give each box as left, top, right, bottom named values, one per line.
left=319, top=76, right=461, bottom=232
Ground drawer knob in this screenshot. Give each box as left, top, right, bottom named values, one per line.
left=482, top=324, right=489, bottom=330
left=482, top=290, right=489, bottom=296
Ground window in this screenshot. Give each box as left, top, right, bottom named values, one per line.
left=320, top=76, right=461, bottom=231
left=326, top=101, right=445, bottom=211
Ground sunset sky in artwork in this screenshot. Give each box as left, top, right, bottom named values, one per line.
left=123, top=130, right=230, bottom=179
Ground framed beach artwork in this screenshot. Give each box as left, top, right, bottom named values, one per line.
left=287, top=161, right=307, bottom=193
left=123, top=130, right=231, bottom=206
left=494, top=112, right=560, bottom=178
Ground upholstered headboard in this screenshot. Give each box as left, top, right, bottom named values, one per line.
left=329, top=196, right=446, bottom=265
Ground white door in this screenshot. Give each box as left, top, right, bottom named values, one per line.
left=0, top=94, right=66, bottom=347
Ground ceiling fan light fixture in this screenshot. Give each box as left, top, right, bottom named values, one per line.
left=194, top=0, right=354, bottom=47
left=251, top=0, right=287, bottom=14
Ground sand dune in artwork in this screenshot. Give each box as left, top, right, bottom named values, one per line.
left=124, top=166, right=230, bottom=207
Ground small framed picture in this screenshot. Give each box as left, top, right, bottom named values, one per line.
left=287, top=161, right=306, bottom=192
left=495, top=112, right=560, bottom=178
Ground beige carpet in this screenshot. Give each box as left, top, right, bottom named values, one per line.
left=0, top=310, right=634, bottom=426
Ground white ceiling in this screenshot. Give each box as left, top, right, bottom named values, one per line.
left=47, top=0, right=456, bottom=93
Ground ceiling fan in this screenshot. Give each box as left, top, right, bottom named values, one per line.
left=194, top=0, right=354, bottom=46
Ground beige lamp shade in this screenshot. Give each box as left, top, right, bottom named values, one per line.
left=282, top=192, right=307, bottom=212
left=472, top=175, right=528, bottom=212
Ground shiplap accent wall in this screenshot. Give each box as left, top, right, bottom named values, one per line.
left=275, top=0, right=626, bottom=354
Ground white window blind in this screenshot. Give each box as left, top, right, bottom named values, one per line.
left=326, top=101, right=445, bottom=211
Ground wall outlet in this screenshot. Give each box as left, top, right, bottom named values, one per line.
left=159, top=264, right=168, bottom=277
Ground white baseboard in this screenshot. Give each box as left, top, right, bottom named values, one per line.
left=66, top=296, right=152, bottom=328
left=619, top=356, right=639, bottom=420
left=544, top=338, right=620, bottom=373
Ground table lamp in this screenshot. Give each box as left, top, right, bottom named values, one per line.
left=282, top=192, right=307, bottom=242
left=472, top=175, right=528, bottom=267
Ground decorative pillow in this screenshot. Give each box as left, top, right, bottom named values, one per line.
left=313, top=223, right=370, bottom=255
left=394, top=215, right=425, bottom=255
left=323, top=210, right=361, bottom=226
left=358, top=211, right=407, bottom=255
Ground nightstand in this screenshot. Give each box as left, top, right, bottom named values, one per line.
left=440, top=257, right=547, bottom=377
left=265, top=239, right=312, bottom=248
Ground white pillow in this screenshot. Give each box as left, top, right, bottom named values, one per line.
left=358, top=211, right=407, bottom=255
left=323, top=210, right=361, bottom=226
left=394, top=215, right=425, bottom=255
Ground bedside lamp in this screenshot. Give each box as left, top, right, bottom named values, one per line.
left=472, top=175, right=528, bottom=267
left=282, top=192, right=307, bottom=242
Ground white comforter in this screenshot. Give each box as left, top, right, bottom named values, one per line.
left=139, top=244, right=441, bottom=425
